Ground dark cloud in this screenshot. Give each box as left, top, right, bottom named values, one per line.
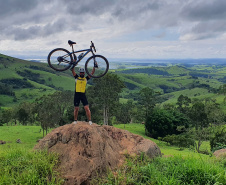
left=0, top=0, right=39, bottom=17
left=0, top=0, right=226, bottom=41
left=181, top=0, right=226, bottom=21
left=112, top=0, right=161, bottom=20
left=1, top=18, right=81, bottom=41
left=179, top=0, right=226, bottom=40
left=64, top=0, right=114, bottom=15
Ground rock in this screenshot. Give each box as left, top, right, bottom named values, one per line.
left=0, top=140, right=6, bottom=144
left=36, top=139, right=41, bottom=143
left=34, top=122, right=161, bottom=185
left=213, top=148, right=226, bottom=158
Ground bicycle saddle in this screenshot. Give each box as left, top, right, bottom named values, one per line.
left=68, top=40, right=76, bottom=45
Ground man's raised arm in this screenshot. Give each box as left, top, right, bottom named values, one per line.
left=71, top=68, right=77, bottom=77
left=88, top=67, right=95, bottom=78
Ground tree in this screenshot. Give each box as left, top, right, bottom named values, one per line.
left=36, top=91, right=74, bottom=136
left=138, top=87, right=156, bottom=119
left=17, top=108, right=29, bottom=125
left=176, top=95, right=191, bottom=114
left=219, top=84, right=226, bottom=95
left=1, top=108, right=13, bottom=126
left=116, top=100, right=134, bottom=124
left=210, top=127, right=226, bottom=152
left=145, top=108, right=189, bottom=139
left=189, top=101, right=208, bottom=129
left=87, top=73, right=125, bottom=125
left=188, top=100, right=209, bottom=153
left=204, top=98, right=225, bottom=125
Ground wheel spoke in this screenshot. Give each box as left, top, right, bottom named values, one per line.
left=85, top=55, right=109, bottom=78
left=48, top=48, right=72, bottom=71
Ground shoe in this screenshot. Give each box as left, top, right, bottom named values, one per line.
left=72, top=121, right=77, bottom=125
left=89, top=121, right=92, bottom=125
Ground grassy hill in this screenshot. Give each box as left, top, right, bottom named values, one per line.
left=0, top=53, right=76, bottom=107
left=1, top=53, right=226, bottom=110
left=116, top=64, right=226, bottom=107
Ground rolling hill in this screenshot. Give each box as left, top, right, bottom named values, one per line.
left=0, top=53, right=76, bottom=107
left=1, top=53, right=226, bottom=110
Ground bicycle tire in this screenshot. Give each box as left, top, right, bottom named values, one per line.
left=85, top=55, right=109, bottom=78
left=47, top=48, right=73, bottom=71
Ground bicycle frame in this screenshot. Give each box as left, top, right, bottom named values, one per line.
left=73, top=49, right=92, bottom=62
left=69, top=44, right=95, bottom=68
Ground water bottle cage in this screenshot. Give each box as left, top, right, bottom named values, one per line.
left=78, top=53, right=84, bottom=60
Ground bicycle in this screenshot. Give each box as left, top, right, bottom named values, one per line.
left=47, top=40, right=109, bottom=78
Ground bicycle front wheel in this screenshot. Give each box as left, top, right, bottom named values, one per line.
left=85, top=55, right=109, bottom=78
left=47, top=48, right=73, bottom=71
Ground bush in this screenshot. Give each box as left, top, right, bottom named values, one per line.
left=162, top=134, right=195, bottom=149
left=145, top=108, right=189, bottom=138
left=210, top=127, right=226, bottom=152
left=93, top=154, right=226, bottom=185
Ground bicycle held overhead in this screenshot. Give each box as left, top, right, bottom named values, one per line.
left=47, top=40, right=109, bottom=78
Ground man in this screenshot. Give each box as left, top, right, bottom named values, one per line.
left=71, top=67, right=95, bottom=125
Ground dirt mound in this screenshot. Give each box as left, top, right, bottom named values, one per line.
left=34, top=122, right=161, bottom=185
left=213, top=148, right=226, bottom=158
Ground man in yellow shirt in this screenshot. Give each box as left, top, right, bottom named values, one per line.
left=71, top=67, right=95, bottom=125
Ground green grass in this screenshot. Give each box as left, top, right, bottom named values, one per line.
left=0, top=126, right=63, bottom=184
left=114, top=123, right=212, bottom=158
left=0, top=126, right=44, bottom=152
left=93, top=154, right=226, bottom=185
left=1, top=124, right=225, bottom=184
left=0, top=148, right=63, bottom=185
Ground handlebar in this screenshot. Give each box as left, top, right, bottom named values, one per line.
left=91, top=41, right=96, bottom=52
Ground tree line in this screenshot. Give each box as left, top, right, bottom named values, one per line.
left=145, top=94, right=226, bottom=153
left=0, top=73, right=153, bottom=136
left=0, top=73, right=225, bottom=153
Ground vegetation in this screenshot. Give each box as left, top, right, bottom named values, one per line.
left=210, top=126, right=226, bottom=152
left=145, top=108, right=189, bottom=138
left=0, top=149, right=63, bottom=185
left=0, top=53, right=226, bottom=184
left=92, top=154, right=226, bottom=185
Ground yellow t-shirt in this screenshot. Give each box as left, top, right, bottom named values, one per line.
left=74, top=75, right=89, bottom=93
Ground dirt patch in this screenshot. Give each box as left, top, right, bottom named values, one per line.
left=0, top=140, right=6, bottom=144
left=34, top=122, right=161, bottom=185
left=213, top=148, right=226, bottom=158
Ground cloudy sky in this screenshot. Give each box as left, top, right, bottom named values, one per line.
left=0, top=0, right=226, bottom=59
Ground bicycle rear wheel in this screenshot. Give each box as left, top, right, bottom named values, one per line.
left=47, top=48, right=73, bottom=71
left=85, top=55, right=109, bottom=78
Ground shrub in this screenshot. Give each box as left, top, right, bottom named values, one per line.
left=162, top=134, right=195, bottom=149
left=210, top=127, right=226, bottom=152
left=145, top=108, right=189, bottom=138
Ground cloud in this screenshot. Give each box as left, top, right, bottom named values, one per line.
left=0, top=0, right=226, bottom=59
left=179, top=0, right=226, bottom=40
left=181, top=0, right=226, bottom=21
left=0, top=0, right=39, bottom=17
left=2, top=0, right=226, bottom=41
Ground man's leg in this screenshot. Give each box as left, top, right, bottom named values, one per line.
left=74, top=107, right=79, bottom=121
left=84, top=105, right=91, bottom=121
left=73, top=93, right=80, bottom=124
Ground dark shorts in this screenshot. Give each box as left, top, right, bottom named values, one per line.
left=74, top=92, right=88, bottom=107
